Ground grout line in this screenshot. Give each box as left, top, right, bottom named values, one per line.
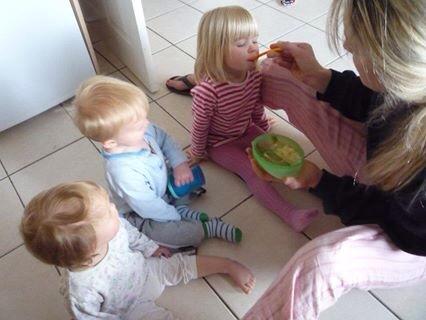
left=202, top=278, right=240, bottom=319
left=7, top=137, right=85, bottom=177
left=145, top=26, right=174, bottom=51
left=61, top=102, right=74, bottom=119
left=145, top=3, right=188, bottom=22
left=88, top=138, right=102, bottom=154
left=368, top=291, right=403, bottom=320
left=7, top=175, right=25, bottom=208
left=265, top=22, right=309, bottom=47
left=177, top=1, right=204, bottom=15
left=54, top=266, right=62, bottom=276
left=220, top=195, right=253, bottom=219
left=150, top=101, right=191, bottom=133
left=0, top=159, right=9, bottom=182
left=147, top=26, right=197, bottom=61
left=263, top=2, right=313, bottom=26
left=93, top=46, right=123, bottom=71
left=0, top=243, right=24, bottom=260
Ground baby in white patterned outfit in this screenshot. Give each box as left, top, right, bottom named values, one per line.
left=20, top=181, right=255, bottom=319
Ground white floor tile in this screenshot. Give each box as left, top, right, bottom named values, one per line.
left=176, top=35, right=197, bottom=59
left=251, top=5, right=304, bottom=45
left=11, top=139, right=106, bottom=205
left=96, top=52, right=116, bottom=75
left=188, top=161, right=251, bottom=217
left=148, top=29, right=171, bottom=54
left=0, top=179, right=23, bottom=256
left=148, top=46, right=196, bottom=99
left=373, top=284, right=426, bottom=320
left=110, top=70, right=153, bottom=102
left=142, top=0, right=185, bottom=21
left=147, top=6, right=202, bottom=44
left=269, top=107, right=289, bottom=121
left=309, top=13, right=328, bottom=31
left=93, top=41, right=125, bottom=69
left=156, top=93, right=193, bottom=130
left=327, top=54, right=358, bottom=74
left=0, top=164, right=6, bottom=180
left=320, top=289, right=398, bottom=320
left=199, top=197, right=309, bottom=317
left=120, top=68, right=157, bottom=100
left=158, top=280, right=237, bottom=320
left=0, top=106, right=82, bottom=174
left=0, top=247, right=68, bottom=320
left=306, top=150, right=331, bottom=172
left=267, top=0, right=332, bottom=22
left=149, top=101, right=191, bottom=148
left=273, top=24, right=340, bottom=65
left=190, top=0, right=263, bottom=12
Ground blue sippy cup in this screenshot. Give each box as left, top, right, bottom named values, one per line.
left=168, top=165, right=206, bottom=198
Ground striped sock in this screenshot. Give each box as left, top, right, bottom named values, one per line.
left=202, top=218, right=242, bottom=243
left=176, top=205, right=209, bottom=222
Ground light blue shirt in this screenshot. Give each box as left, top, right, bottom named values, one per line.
left=103, top=124, right=187, bottom=221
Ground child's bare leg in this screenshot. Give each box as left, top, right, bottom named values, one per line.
left=196, top=255, right=256, bottom=294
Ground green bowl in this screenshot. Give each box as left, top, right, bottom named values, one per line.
left=251, top=134, right=304, bottom=178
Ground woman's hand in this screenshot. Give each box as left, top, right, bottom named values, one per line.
left=267, top=41, right=332, bottom=94
left=246, top=148, right=323, bottom=189
left=282, top=160, right=323, bottom=190
left=173, top=162, right=194, bottom=186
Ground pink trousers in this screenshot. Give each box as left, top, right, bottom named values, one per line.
left=242, top=60, right=426, bottom=319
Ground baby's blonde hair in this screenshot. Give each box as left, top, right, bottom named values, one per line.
left=329, top=0, right=426, bottom=192
left=74, top=75, right=149, bottom=142
left=194, top=6, right=258, bottom=83
left=20, top=181, right=108, bottom=269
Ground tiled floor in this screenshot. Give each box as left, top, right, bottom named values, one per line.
left=1, top=0, right=425, bottom=319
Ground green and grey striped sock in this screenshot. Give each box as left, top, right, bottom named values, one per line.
left=176, top=205, right=209, bottom=222
left=202, top=218, right=242, bottom=243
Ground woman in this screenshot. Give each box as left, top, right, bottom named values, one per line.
left=244, top=0, right=426, bottom=319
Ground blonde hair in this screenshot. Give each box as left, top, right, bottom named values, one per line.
left=328, top=0, right=426, bottom=192
left=194, top=6, right=258, bottom=83
left=20, top=181, right=108, bottom=269
left=74, top=75, right=149, bottom=142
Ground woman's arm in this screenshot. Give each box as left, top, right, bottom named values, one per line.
left=268, top=42, right=378, bottom=122
left=310, top=169, right=426, bottom=256
left=317, top=70, right=378, bottom=122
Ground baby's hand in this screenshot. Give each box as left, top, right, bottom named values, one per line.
left=153, top=246, right=172, bottom=258
left=186, top=148, right=205, bottom=166
left=173, top=162, right=194, bottom=186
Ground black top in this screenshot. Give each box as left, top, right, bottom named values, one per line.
left=309, top=70, right=426, bottom=256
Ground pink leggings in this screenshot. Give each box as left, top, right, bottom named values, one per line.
left=208, top=125, right=318, bottom=232
left=242, top=60, right=426, bottom=319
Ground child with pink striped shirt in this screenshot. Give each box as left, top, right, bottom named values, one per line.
left=187, top=6, right=318, bottom=232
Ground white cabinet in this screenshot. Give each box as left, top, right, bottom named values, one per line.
left=0, top=0, right=95, bottom=131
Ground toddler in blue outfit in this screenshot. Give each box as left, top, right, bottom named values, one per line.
left=73, top=76, right=242, bottom=248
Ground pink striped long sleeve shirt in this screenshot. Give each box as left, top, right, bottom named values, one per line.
left=190, top=70, right=270, bottom=158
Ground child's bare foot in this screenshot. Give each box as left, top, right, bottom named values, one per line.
left=226, top=259, right=256, bottom=294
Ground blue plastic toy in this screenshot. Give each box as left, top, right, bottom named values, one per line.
left=168, top=165, right=206, bottom=198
